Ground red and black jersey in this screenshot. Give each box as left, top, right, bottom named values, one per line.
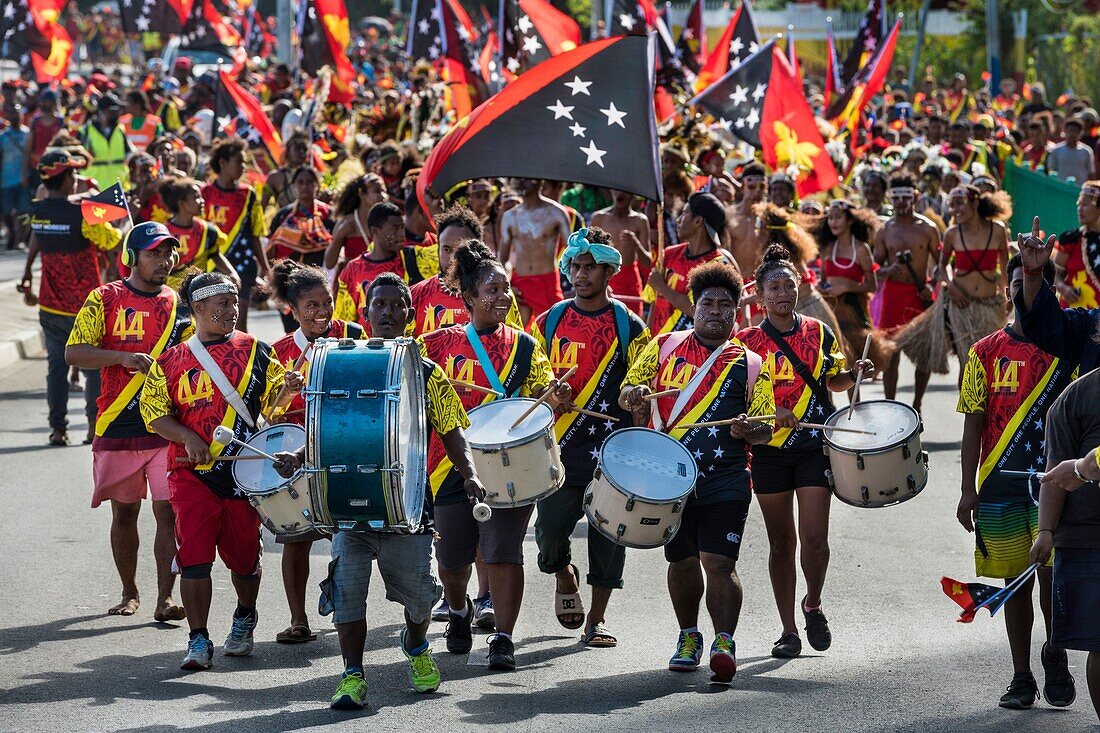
left=737, top=316, right=846, bottom=450
left=271, top=320, right=364, bottom=424
left=140, top=332, right=284, bottom=498
left=644, top=242, right=733, bottom=334
left=201, top=182, right=265, bottom=262
left=418, top=324, right=552, bottom=505
left=67, top=280, right=191, bottom=450
left=410, top=275, right=468, bottom=336
left=29, top=197, right=120, bottom=316
left=531, top=301, right=649, bottom=481
left=335, top=246, right=438, bottom=333
left=958, top=328, right=1077, bottom=502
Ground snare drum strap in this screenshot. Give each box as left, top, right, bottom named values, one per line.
left=292, top=329, right=313, bottom=364
left=656, top=332, right=731, bottom=431
left=463, top=322, right=511, bottom=397
left=185, top=335, right=257, bottom=428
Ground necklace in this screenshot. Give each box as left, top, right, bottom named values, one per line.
left=830, top=238, right=857, bottom=270
left=352, top=206, right=369, bottom=244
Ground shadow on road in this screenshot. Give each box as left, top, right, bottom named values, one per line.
left=0, top=615, right=138, bottom=655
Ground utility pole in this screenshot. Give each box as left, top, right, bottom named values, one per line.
left=986, top=0, right=1001, bottom=90
left=278, top=0, right=294, bottom=64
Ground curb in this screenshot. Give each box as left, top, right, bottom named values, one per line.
left=0, top=328, right=44, bottom=370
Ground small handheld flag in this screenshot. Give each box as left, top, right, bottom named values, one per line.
left=941, top=563, right=1040, bottom=623
left=80, top=183, right=130, bottom=226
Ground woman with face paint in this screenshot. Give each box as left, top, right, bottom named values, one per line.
left=895, top=184, right=1010, bottom=381
left=417, top=240, right=570, bottom=672
left=139, top=271, right=304, bottom=672
left=1052, top=180, right=1100, bottom=309
left=737, top=245, right=874, bottom=661
left=266, top=259, right=364, bottom=644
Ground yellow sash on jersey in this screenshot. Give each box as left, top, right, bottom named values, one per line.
left=976, top=358, right=1059, bottom=490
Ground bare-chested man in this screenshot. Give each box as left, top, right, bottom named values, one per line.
left=727, top=162, right=768, bottom=274
left=591, top=190, right=652, bottom=314
left=499, top=178, right=572, bottom=323
left=466, top=179, right=498, bottom=254
left=872, top=171, right=941, bottom=410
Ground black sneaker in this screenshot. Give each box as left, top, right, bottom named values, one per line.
left=771, top=633, right=802, bottom=659
left=487, top=634, right=516, bottom=671
left=802, top=600, right=832, bottom=652
left=444, top=597, right=473, bottom=654
left=999, top=671, right=1039, bottom=709
left=1041, top=642, right=1076, bottom=707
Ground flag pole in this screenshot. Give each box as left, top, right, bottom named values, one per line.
left=496, top=0, right=506, bottom=94
left=120, top=177, right=134, bottom=228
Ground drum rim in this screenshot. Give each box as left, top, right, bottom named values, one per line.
left=822, top=399, right=922, bottom=455
left=597, top=426, right=697, bottom=501
left=466, top=398, right=556, bottom=450
left=384, top=338, right=426, bottom=531
left=583, top=496, right=687, bottom=549
left=829, top=471, right=928, bottom=508
left=232, top=423, right=306, bottom=495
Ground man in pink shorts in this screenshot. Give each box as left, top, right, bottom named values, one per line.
left=67, top=222, right=192, bottom=619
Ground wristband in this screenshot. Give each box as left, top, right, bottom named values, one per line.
left=1073, top=459, right=1088, bottom=483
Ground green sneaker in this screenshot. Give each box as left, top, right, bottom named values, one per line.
left=330, top=671, right=367, bottom=710
left=401, top=629, right=441, bottom=693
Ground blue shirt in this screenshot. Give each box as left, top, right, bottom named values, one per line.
left=0, top=125, right=28, bottom=187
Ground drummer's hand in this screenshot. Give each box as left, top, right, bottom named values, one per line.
left=853, top=358, right=875, bottom=377
left=956, top=488, right=978, bottom=533
left=464, top=476, right=487, bottom=504
left=551, top=381, right=574, bottom=405
left=622, top=385, right=650, bottom=411
left=727, top=413, right=753, bottom=439
left=182, top=434, right=213, bottom=465
left=1041, top=459, right=1086, bottom=493
left=774, top=406, right=798, bottom=430
left=1030, top=532, right=1054, bottom=566
left=272, top=450, right=304, bottom=479
left=120, top=352, right=155, bottom=374
left=283, top=370, right=305, bottom=395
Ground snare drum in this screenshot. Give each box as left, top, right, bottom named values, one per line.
left=232, top=424, right=316, bottom=537
left=305, top=338, right=427, bottom=532
left=464, top=398, right=564, bottom=508
left=583, top=428, right=698, bottom=548
left=823, top=399, right=928, bottom=508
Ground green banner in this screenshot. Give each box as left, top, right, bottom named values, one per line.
left=1003, top=160, right=1080, bottom=237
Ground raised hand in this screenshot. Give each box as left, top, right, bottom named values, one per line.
left=1017, top=215, right=1057, bottom=275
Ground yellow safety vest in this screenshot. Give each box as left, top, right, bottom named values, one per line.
left=84, top=125, right=129, bottom=188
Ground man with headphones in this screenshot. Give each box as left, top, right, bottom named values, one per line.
left=66, top=222, right=192, bottom=620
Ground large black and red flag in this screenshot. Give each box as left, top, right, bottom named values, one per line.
left=215, top=70, right=284, bottom=165
left=838, top=0, right=884, bottom=89
left=606, top=0, right=657, bottom=37
left=437, top=0, right=485, bottom=117
left=675, top=0, right=706, bottom=74
left=298, top=0, right=357, bottom=104
left=407, top=0, right=477, bottom=63
left=0, top=0, right=73, bottom=82
left=117, top=0, right=193, bottom=35
left=653, top=9, right=689, bottom=91
left=180, top=0, right=246, bottom=70
left=500, top=0, right=581, bottom=77
left=418, top=34, right=662, bottom=212
left=693, top=0, right=758, bottom=93
left=690, top=40, right=837, bottom=196
left=828, top=15, right=901, bottom=134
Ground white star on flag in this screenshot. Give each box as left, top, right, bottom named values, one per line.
left=136, top=15, right=149, bottom=31
left=506, top=56, right=521, bottom=73
left=693, top=449, right=704, bottom=460
left=752, top=82, right=767, bottom=101
left=619, top=13, right=635, bottom=30
left=707, top=426, right=719, bottom=437
left=547, top=99, right=574, bottom=120
left=3, top=3, right=13, bottom=17
left=745, top=108, right=760, bottom=126
left=748, top=41, right=759, bottom=53
left=418, top=18, right=430, bottom=34
left=457, top=25, right=470, bottom=41
left=569, top=122, right=586, bottom=137
left=865, top=35, right=877, bottom=51
left=517, top=14, right=533, bottom=34
left=735, top=117, right=746, bottom=129
left=588, top=425, right=596, bottom=435
left=564, top=76, right=592, bottom=96
left=428, top=45, right=440, bottom=59
left=579, top=140, right=607, bottom=167
left=522, top=34, right=542, bottom=55
left=683, top=27, right=694, bottom=40
left=730, top=37, right=743, bottom=56
left=729, top=85, right=748, bottom=105
left=600, top=102, right=627, bottom=128
left=431, top=5, right=441, bottom=20
left=603, top=420, right=615, bottom=431
left=590, top=448, right=600, bottom=459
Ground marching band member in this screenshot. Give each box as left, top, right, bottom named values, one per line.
left=737, top=245, right=874, bottom=659
left=66, top=222, right=191, bottom=620
left=274, top=272, right=485, bottom=709
left=418, top=240, right=571, bottom=671
left=957, top=255, right=1076, bottom=709
left=620, top=261, right=775, bottom=684
left=267, top=260, right=364, bottom=645
left=531, top=227, right=649, bottom=647
left=139, top=271, right=303, bottom=671
left=161, top=177, right=238, bottom=293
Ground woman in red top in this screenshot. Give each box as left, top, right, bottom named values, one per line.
left=1053, top=180, right=1100, bottom=309
left=160, top=178, right=238, bottom=293
left=267, top=259, right=363, bottom=644
left=324, top=173, right=388, bottom=274
left=269, top=168, right=335, bottom=331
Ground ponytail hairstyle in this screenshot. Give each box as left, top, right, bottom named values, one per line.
left=754, top=202, right=818, bottom=268
left=444, top=239, right=502, bottom=304
left=178, top=270, right=236, bottom=309
left=265, top=258, right=330, bottom=307
left=335, top=173, right=385, bottom=217
left=755, top=243, right=802, bottom=285
left=159, top=176, right=201, bottom=214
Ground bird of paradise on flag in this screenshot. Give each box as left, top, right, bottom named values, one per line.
left=941, top=563, right=1040, bottom=623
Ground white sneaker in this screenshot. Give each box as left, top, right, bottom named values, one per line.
left=223, top=611, right=258, bottom=656
left=181, top=635, right=214, bottom=670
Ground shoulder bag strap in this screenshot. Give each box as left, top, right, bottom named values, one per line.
left=609, top=298, right=631, bottom=365
left=185, top=335, right=256, bottom=428
left=463, top=322, right=510, bottom=397
left=759, top=318, right=833, bottom=410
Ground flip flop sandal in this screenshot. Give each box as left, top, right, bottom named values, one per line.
left=49, top=431, right=70, bottom=446
left=276, top=625, right=317, bottom=643
left=581, top=622, right=618, bottom=648
left=554, top=563, right=585, bottom=630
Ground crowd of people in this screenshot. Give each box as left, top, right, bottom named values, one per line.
left=4, top=8, right=1100, bottom=723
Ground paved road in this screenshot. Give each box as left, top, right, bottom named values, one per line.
left=0, top=311, right=1094, bottom=732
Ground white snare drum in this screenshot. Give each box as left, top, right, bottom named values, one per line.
left=232, top=424, right=317, bottom=536
left=464, top=398, right=564, bottom=508
left=583, top=428, right=698, bottom=548
left=823, top=400, right=928, bottom=508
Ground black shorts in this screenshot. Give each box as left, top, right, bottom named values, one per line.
left=1052, top=547, right=1100, bottom=652
left=664, top=498, right=750, bottom=563
left=751, top=445, right=831, bottom=494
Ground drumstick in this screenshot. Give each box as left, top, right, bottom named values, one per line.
left=574, top=407, right=619, bottom=422
left=448, top=379, right=504, bottom=397
left=510, top=364, right=578, bottom=430
left=676, top=415, right=776, bottom=430
left=644, top=388, right=681, bottom=400
left=174, top=455, right=267, bottom=463
left=267, top=343, right=313, bottom=420
left=1001, top=470, right=1046, bottom=478
left=798, top=422, right=875, bottom=435
left=847, top=334, right=872, bottom=421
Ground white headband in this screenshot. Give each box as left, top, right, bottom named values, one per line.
left=190, top=282, right=237, bottom=302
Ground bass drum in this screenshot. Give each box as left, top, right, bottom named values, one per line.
left=305, top=337, right=426, bottom=532
left=232, top=424, right=316, bottom=537
left=823, top=399, right=928, bottom=508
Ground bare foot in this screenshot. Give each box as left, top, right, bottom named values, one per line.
left=108, top=597, right=140, bottom=616
left=153, top=598, right=186, bottom=622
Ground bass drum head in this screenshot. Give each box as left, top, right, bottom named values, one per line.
left=599, top=428, right=697, bottom=501
left=825, top=400, right=920, bottom=452
left=232, top=424, right=306, bottom=495
left=391, top=340, right=426, bottom=529
left=466, top=398, right=554, bottom=449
